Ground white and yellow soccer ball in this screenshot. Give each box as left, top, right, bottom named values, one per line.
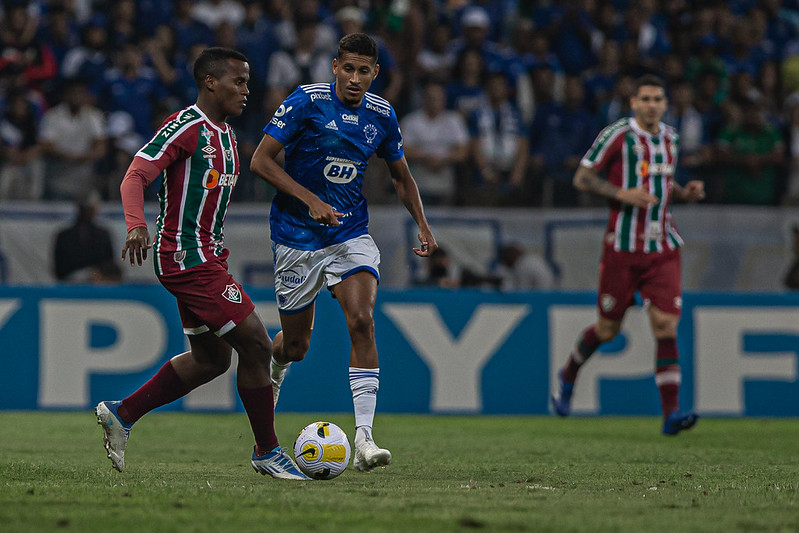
left=293, top=421, right=351, bottom=480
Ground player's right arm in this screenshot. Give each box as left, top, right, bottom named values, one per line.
left=573, top=164, right=658, bottom=208
left=119, top=157, right=162, bottom=266
left=250, top=134, right=343, bottom=226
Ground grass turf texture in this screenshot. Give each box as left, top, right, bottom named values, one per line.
left=1, top=413, right=797, bottom=532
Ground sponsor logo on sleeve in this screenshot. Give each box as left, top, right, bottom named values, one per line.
left=366, top=101, right=390, bottom=116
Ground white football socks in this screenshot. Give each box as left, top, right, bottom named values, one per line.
left=349, top=367, right=379, bottom=444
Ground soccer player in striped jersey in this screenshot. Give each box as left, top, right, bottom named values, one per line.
left=551, top=74, right=705, bottom=435
left=250, top=33, right=437, bottom=471
left=96, top=47, right=308, bottom=479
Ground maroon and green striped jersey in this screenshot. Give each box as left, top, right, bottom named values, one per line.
left=581, top=117, right=683, bottom=253
left=135, top=105, right=240, bottom=275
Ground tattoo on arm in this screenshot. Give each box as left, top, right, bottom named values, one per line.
left=576, top=168, right=619, bottom=199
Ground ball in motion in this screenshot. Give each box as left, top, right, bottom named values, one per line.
left=293, top=421, right=351, bottom=480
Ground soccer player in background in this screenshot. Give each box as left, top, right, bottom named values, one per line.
left=551, top=74, right=705, bottom=435
left=96, top=47, right=308, bottom=480
left=250, top=33, right=437, bottom=471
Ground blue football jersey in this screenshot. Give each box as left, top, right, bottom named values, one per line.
left=263, top=82, right=405, bottom=250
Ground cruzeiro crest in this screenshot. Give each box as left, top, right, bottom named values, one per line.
left=363, top=124, right=378, bottom=144
left=222, top=283, right=242, bottom=304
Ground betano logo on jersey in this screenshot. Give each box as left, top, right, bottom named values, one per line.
left=635, top=161, right=674, bottom=178
left=202, top=168, right=238, bottom=189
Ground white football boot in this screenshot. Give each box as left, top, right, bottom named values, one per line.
left=95, top=401, right=131, bottom=472
left=353, top=429, right=391, bottom=472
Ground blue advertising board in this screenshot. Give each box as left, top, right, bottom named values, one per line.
left=1, top=286, right=798, bottom=416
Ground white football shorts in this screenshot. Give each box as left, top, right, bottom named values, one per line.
left=272, top=234, right=381, bottom=313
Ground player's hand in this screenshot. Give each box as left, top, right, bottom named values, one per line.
left=413, top=228, right=437, bottom=257
left=682, top=180, right=706, bottom=203
left=308, top=198, right=343, bottom=227
left=121, top=227, right=152, bottom=267
left=616, top=187, right=659, bottom=208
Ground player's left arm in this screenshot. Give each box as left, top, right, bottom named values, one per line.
left=671, top=180, right=706, bottom=203
left=385, top=156, right=437, bottom=257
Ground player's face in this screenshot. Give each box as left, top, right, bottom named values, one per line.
left=333, top=52, right=379, bottom=106
left=210, top=59, right=250, bottom=118
left=631, top=85, right=667, bottom=132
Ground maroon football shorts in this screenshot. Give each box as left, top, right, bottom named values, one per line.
left=157, top=251, right=254, bottom=336
left=596, top=243, right=682, bottom=321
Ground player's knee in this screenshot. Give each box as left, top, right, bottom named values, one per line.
left=346, top=311, right=375, bottom=339
left=282, top=338, right=310, bottom=362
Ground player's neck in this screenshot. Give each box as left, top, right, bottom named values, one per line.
left=195, top=97, right=227, bottom=125
left=633, top=116, right=660, bottom=135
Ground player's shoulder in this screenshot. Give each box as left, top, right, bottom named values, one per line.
left=154, top=106, right=205, bottom=139
left=362, top=91, right=394, bottom=119
left=297, top=82, right=333, bottom=103
left=595, top=117, right=632, bottom=143
left=661, top=122, right=679, bottom=139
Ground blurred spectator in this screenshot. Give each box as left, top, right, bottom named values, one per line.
left=237, top=0, right=280, bottom=101
left=783, top=224, right=799, bottom=289
left=467, top=72, right=529, bottom=206
left=337, top=6, right=403, bottom=105
left=760, top=0, right=797, bottom=62
left=583, top=39, right=620, bottom=113
left=0, top=87, right=43, bottom=199
left=400, top=82, right=469, bottom=205
left=530, top=75, right=595, bottom=207
left=721, top=18, right=766, bottom=79
left=38, top=79, right=106, bottom=200
left=446, top=48, right=487, bottom=119
left=716, top=92, right=785, bottom=205
left=416, top=247, right=461, bottom=289
left=190, top=0, right=246, bottom=31
left=613, top=3, right=671, bottom=68
left=98, top=41, right=167, bottom=139
left=663, top=78, right=711, bottom=185
left=171, top=0, right=213, bottom=54
left=447, top=5, right=509, bottom=80
left=539, top=0, right=596, bottom=76
left=61, top=18, right=110, bottom=96
left=37, top=4, right=80, bottom=77
left=508, top=20, right=564, bottom=123
left=266, top=17, right=332, bottom=101
left=595, top=73, right=634, bottom=128
left=53, top=191, right=121, bottom=283
left=781, top=95, right=799, bottom=204
left=0, top=1, right=57, bottom=94
left=107, top=0, right=138, bottom=49
left=496, top=243, right=555, bottom=290
left=416, top=21, right=454, bottom=86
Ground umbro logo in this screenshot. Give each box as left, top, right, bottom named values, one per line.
left=326, top=120, right=338, bottom=130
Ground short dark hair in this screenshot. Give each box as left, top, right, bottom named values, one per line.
left=193, top=47, right=248, bottom=88
left=634, top=74, right=666, bottom=94
left=337, top=32, right=378, bottom=61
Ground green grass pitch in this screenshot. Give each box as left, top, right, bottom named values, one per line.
left=1, top=412, right=797, bottom=532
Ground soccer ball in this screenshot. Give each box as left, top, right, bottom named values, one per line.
left=293, top=421, right=351, bottom=480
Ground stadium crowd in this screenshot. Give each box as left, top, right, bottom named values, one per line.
left=2, top=0, right=799, bottom=207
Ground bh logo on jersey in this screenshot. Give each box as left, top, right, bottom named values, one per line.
left=222, top=284, right=242, bottom=304
left=324, top=161, right=357, bottom=184
left=202, top=168, right=238, bottom=189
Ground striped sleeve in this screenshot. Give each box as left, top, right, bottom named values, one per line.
left=581, top=118, right=628, bottom=171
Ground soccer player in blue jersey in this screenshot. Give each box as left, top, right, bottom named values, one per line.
left=250, top=33, right=437, bottom=472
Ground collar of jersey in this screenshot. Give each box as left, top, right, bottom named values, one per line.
left=190, top=104, right=230, bottom=134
